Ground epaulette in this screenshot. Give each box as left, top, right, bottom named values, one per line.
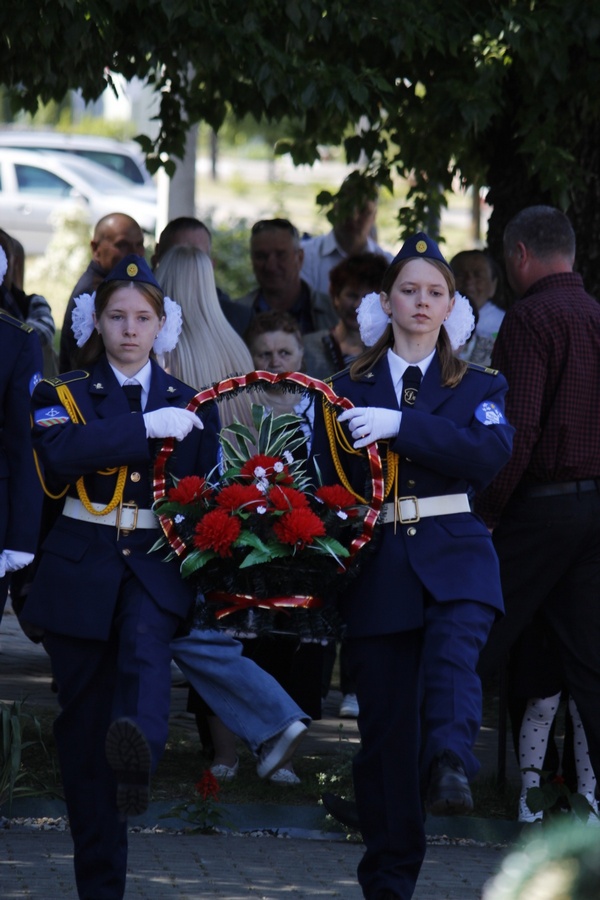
left=326, top=366, right=351, bottom=385
left=43, top=370, right=90, bottom=387
left=0, top=309, right=34, bottom=333
left=466, top=361, right=499, bottom=376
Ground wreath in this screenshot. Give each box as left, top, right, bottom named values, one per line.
left=152, top=371, right=384, bottom=638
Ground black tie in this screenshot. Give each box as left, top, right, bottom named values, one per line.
left=402, top=366, right=422, bottom=408
left=122, top=383, right=142, bottom=413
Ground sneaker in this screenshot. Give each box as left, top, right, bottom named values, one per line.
left=518, top=792, right=543, bottom=824
left=256, top=720, right=308, bottom=779
left=105, top=718, right=151, bottom=818
left=339, top=693, right=359, bottom=718
left=269, top=767, right=301, bottom=785
left=210, top=757, right=239, bottom=781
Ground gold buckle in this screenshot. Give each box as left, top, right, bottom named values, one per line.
left=116, top=501, right=138, bottom=537
left=397, top=495, right=420, bottom=524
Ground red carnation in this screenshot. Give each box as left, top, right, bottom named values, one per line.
left=168, top=475, right=211, bottom=504
left=269, top=485, right=309, bottom=511
left=216, top=483, right=265, bottom=512
left=193, top=509, right=241, bottom=557
left=315, top=484, right=358, bottom=516
left=195, top=769, right=220, bottom=801
left=273, top=507, right=326, bottom=548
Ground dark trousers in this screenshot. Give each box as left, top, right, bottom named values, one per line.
left=420, top=599, right=495, bottom=780
left=479, top=489, right=600, bottom=786
left=347, top=631, right=425, bottom=900
left=45, top=575, right=180, bottom=900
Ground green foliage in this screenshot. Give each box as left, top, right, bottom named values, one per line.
left=2, top=1, right=600, bottom=285
left=162, top=769, right=231, bottom=833
left=316, top=724, right=356, bottom=801
left=0, top=699, right=59, bottom=812
left=209, top=218, right=255, bottom=300
left=524, top=769, right=598, bottom=825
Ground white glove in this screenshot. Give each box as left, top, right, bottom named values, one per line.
left=143, top=408, right=204, bottom=442
left=1, top=549, right=35, bottom=573
left=338, top=406, right=402, bottom=449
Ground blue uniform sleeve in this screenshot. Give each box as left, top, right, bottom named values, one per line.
left=393, top=372, right=514, bottom=492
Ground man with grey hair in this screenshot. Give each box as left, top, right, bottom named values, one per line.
left=477, top=205, right=600, bottom=798
left=237, top=218, right=338, bottom=334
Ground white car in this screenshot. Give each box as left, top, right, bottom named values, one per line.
left=0, top=130, right=154, bottom=190
left=0, top=148, right=157, bottom=255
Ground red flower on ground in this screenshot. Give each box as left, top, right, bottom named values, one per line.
left=215, top=483, right=265, bottom=512
left=239, top=454, right=290, bottom=483
left=195, top=769, right=220, bottom=802
left=315, top=484, right=359, bottom=516
left=168, top=475, right=212, bottom=504
left=193, top=509, right=241, bottom=556
left=269, top=485, right=310, bottom=511
left=273, top=507, right=326, bottom=548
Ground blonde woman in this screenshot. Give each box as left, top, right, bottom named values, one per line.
left=155, top=244, right=256, bottom=430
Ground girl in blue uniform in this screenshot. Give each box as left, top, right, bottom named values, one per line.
left=23, top=255, right=220, bottom=900
left=311, top=233, right=514, bottom=899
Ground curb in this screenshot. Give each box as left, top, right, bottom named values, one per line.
left=1, top=797, right=521, bottom=844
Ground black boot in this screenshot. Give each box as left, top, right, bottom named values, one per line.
left=425, top=749, right=473, bottom=816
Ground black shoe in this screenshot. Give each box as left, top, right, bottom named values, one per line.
left=425, top=749, right=473, bottom=816
left=321, top=792, right=361, bottom=831
left=105, top=718, right=151, bottom=817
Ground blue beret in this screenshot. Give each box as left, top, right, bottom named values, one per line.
left=391, top=232, right=451, bottom=270
left=103, top=254, right=161, bottom=289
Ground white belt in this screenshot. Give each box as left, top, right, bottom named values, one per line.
left=379, top=493, right=471, bottom=525
left=63, top=496, right=158, bottom=530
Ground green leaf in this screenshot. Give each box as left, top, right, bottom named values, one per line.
left=526, top=785, right=553, bottom=813
left=181, top=548, right=216, bottom=578
left=311, top=536, right=350, bottom=564
left=570, top=792, right=594, bottom=823
left=234, top=531, right=271, bottom=553
left=238, top=542, right=291, bottom=568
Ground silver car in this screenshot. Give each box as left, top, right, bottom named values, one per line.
left=0, top=130, right=154, bottom=189
left=0, top=148, right=157, bottom=255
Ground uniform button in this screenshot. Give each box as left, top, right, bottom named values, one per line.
left=130, top=471, right=141, bottom=482
left=407, top=527, right=417, bottom=537
left=407, top=479, right=416, bottom=488
left=122, top=548, right=131, bottom=556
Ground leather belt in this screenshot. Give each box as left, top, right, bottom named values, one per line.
left=379, top=493, right=471, bottom=525
left=63, top=496, right=158, bottom=530
left=520, top=479, right=600, bottom=498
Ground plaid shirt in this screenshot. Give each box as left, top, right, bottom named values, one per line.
left=476, top=272, right=600, bottom=527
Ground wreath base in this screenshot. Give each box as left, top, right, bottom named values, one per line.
left=192, top=594, right=344, bottom=642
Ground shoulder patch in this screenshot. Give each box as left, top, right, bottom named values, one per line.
left=34, top=405, right=71, bottom=427
left=0, top=309, right=34, bottom=333
left=44, top=370, right=90, bottom=387
left=475, top=401, right=506, bottom=426
left=29, top=372, right=43, bottom=395
left=466, top=361, right=499, bottom=376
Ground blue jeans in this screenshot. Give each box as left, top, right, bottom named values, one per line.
left=171, top=628, right=309, bottom=754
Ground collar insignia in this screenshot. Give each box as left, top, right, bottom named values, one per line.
left=93, top=382, right=104, bottom=390
left=167, top=386, right=176, bottom=393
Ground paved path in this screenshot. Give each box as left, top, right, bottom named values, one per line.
left=1, top=830, right=507, bottom=899
left=1, top=606, right=516, bottom=898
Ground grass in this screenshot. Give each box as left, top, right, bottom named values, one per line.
left=14, top=689, right=521, bottom=822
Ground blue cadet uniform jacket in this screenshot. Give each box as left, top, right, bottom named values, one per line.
left=311, top=353, right=514, bottom=638
left=0, top=311, right=43, bottom=555
left=24, top=356, right=219, bottom=640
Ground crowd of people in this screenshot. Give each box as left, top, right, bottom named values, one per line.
left=1, top=186, right=600, bottom=900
